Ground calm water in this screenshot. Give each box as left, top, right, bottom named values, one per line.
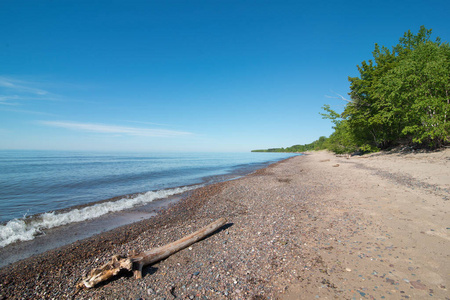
left=0, top=151, right=297, bottom=247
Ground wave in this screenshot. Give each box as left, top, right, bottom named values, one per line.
left=0, top=185, right=198, bottom=248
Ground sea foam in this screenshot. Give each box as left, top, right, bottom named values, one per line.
left=0, top=185, right=197, bottom=248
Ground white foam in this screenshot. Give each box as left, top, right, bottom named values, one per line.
left=0, top=186, right=198, bottom=248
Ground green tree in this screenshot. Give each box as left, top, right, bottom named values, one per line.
left=334, top=26, right=450, bottom=151
left=379, top=41, right=450, bottom=147
left=320, top=104, right=358, bottom=153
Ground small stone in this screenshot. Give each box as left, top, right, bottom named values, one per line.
left=410, top=280, right=427, bottom=290
left=346, top=268, right=352, bottom=272
left=386, top=278, right=396, bottom=285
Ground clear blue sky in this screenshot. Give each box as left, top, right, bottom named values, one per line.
left=1, top=0, right=449, bottom=152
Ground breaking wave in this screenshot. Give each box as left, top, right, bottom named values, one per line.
left=0, top=186, right=197, bottom=248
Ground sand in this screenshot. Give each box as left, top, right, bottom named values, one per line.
left=0, top=149, right=449, bottom=299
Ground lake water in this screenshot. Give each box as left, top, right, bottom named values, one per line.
left=0, top=151, right=298, bottom=249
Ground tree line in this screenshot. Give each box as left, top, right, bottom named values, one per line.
left=251, top=136, right=328, bottom=153
left=254, top=26, right=449, bottom=154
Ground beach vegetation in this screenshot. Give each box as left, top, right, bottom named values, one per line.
left=251, top=136, right=328, bottom=153
left=325, top=25, right=450, bottom=153
left=253, top=26, right=449, bottom=154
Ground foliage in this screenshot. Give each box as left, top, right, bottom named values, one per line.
left=320, top=104, right=359, bottom=154
left=323, top=121, right=359, bottom=154
left=254, top=26, right=449, bottom=155
left=324, top=26, right=449, bottom=153
left=251, top=136, right=328, bottom=153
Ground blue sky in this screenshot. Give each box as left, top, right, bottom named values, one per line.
left=1, top=0, right=449, bottom=152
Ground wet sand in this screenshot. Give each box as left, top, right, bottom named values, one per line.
left=0, top=150, right=449, bottom=299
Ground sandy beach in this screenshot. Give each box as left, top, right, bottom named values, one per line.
left=1, top=149, right=449, bottom=299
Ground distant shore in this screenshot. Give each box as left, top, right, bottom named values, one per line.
left=1, top=150, right=449, bottom=299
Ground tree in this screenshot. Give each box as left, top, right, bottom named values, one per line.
left=381, top=41, right=450, bottom=147
left=324, top=26, right=449, bottom=153
left=320, top=105, right=358, bottom=153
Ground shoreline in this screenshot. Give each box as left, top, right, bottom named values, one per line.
left=0, top=194, right=184, bottom=268
left=0, top=154, right=295, bottom=254
left=0, top=151, right=295, bottom=225
left=1, top=151, right=449, bottom=299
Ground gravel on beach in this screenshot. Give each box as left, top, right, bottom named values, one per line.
left=1, top=151, right=449, bottom=299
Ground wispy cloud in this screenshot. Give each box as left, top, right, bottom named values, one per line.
left=0, top=95, right=21, bottom=106
left=0, top=107, right=56, bottom=116
left=40, top=121, right=193, bottom=137
left=0, top=76, right=61, bottom=107
left=0, top=76, right=49, bottom=96
left=125, top=120, right=172, bottom=127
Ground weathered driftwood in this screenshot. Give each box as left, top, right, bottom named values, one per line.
left=78, top=218, right=227, bottom=289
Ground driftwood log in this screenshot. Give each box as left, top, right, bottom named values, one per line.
left=78, top=218, right=227, bottom=289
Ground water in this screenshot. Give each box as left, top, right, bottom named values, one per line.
left=0, top=150, right=297, bottom=249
